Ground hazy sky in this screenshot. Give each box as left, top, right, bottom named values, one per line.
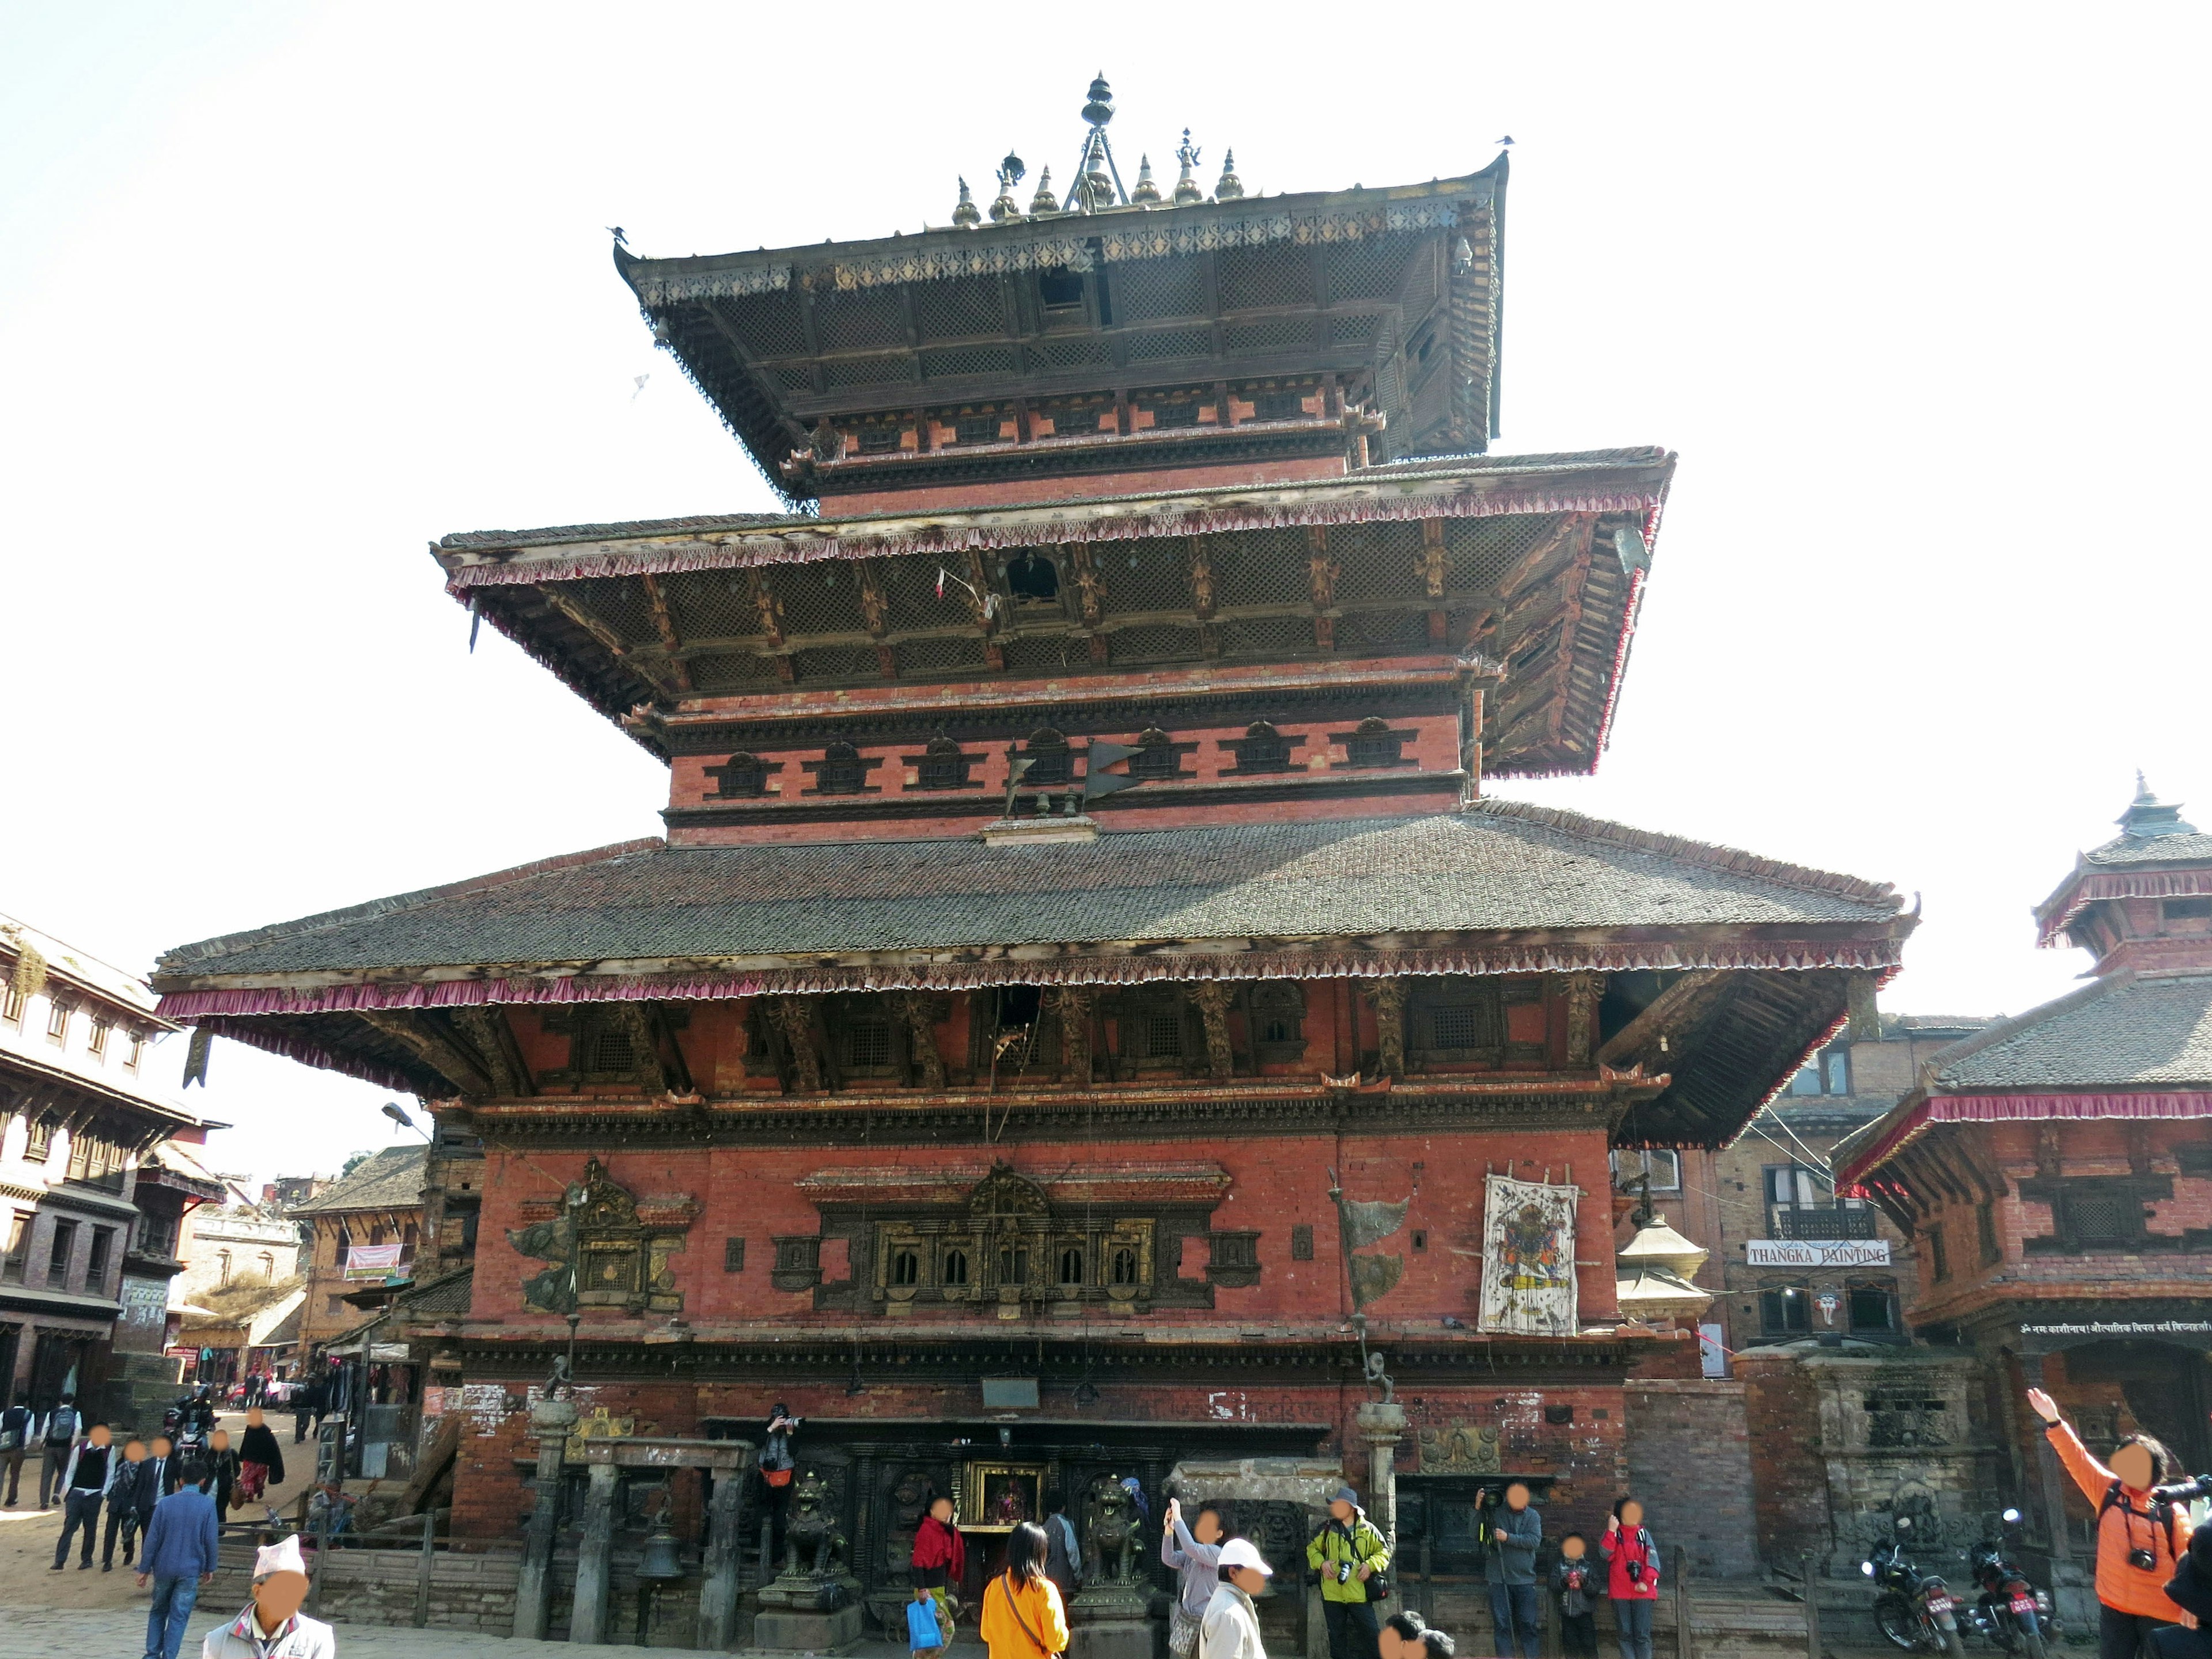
left=3, top=6, right=2205, bottom=1186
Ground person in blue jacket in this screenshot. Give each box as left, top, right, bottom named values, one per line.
left=136, top=1454, right=221, bottom=1659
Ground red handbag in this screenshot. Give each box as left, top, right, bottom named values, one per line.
left=764, top=1467, right=794, bottom=1487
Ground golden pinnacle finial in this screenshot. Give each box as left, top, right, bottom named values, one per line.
left=1214, top=148, right=1244, bottom=202
left=950, top=177, right=980, bottom=228
left=1131, top=154, right=1161, bottom=206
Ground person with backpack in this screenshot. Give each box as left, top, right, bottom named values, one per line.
left=1307, top=1485, right=1391, bottom=1659
left=1484, top=1480, right=1543, bottom=1659
left=1, top=1392, right=37, bottom=1506
left=2029, top=1387, right=2191, bottom=1659
left=1599, top=1499, right=1661, bottom=1659
left=37, top=1393, right=80, bottom=1509
left=980, top=1520, right=1071, bottom=1659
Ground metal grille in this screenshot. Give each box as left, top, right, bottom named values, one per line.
left=1428, top=1003, right=1494, bottom=1052
left=1225, top=319, right=1312, bottom=355
left=1327, top=236, right=1418, bottom=301
left=1031, top=337, right=1113, bottom=369
left=1216, top=616, right=1317, bottom=658
left=1210, top=529, right=1313, bottom=608
left=719, top=291, right=809, bottom=357
left=1106, top=546, right=1192, bottom=612
left=1145, top=1013, right=1184, bottom=1056
left=1217, top=245, right=1315, bottom=310
left=771, top=566, right=870, bottom=636
left=687, top=652, right=781, bottom=691
left=1330, top=313, right=1383, bottom=346
left=589, top=1029, right=635, bottom=1073
left=1126, top=327, right=1212, bottom=362
left=812, top=288, right=905, bottom=350
left=1111, top=260, right=1208, bottom=320
left=896, top=635, right=988, bottom=675
left=823, top=354, right=910, bottom=387
left=923, top=346, right=1018, bottom=379
left=911, top=278, right=1005, bottom=341
left=793, top=646, right=880, bottom=682
left=1334, top=523, right=1426, bottom=601
left=1448, top=514, right=1554, bottom=591
left=1775, top=1208, right=1879, bottom=1241
left=664, top=573, right=764, bottom=642
left=1108, top=624, right=1203, bottom=662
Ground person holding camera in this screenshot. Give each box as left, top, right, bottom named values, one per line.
left=1306, top=1486, right=1391, bottom=1659
left=2027, top=1387, right=2196, bottom=1659
left=1551, top=1534, right=1600, bottom=1659
left=1598, top=1499, right=1660, bottom=1659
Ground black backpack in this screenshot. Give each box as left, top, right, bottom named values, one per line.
left=44, top=1406, right=78, bottom=1447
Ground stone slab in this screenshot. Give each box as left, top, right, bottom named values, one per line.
left=754, top=1603, right=867, bottom=1654
left=1067, top=1616, right=1155, bottom=1659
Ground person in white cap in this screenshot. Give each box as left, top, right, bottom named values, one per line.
left=200, top=1534, right=335, bottom=1658
left=1201, top=1537, right=1273, bottom=1659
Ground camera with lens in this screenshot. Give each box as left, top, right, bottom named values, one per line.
left=2127, top=1547, right=2158, bottom=1573
left=1626, top=1560, right=1646, bottom=1586
left=2151, top=1473, right=2212, bottom=1506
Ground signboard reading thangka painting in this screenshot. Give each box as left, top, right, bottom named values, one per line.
left=1477, top=1175, right=1578, bottom=1335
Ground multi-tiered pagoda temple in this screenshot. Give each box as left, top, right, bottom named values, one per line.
left=156, top=81, right=1911, bottom=1647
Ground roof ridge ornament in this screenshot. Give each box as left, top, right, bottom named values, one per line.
left=1173, top=130, right=1204, bottom=206
left=1065, top=72, right=1128, bottom=212
left=1131, top=154, right=1161, bottom=207
left=950, top=177, right=980, bottom=229
left=1214, top=147, right=1244, bottom=202
left=991, top=152, right=1026, bottom=222
left=2116, top=773, right=2196, bottom=839
left=1029, top=165, right=1061, bottom=218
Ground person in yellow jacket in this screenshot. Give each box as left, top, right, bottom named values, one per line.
left=1307, top=1485, right=1391, bottom=1659
left=981, top=1520, right=1073, bottom=1659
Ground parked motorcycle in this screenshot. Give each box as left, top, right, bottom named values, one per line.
left=1960, top=1509, right=2056, bottom=1659
left=1864, top=1514, right=1968, bottom=1659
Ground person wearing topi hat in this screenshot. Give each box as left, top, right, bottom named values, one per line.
left=199, top=1534, right=336, bottom=1658
left=1201, top=1537, right=1274, bottom=1659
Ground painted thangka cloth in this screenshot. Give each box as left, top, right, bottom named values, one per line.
left=1476, top=1174, right=1579, bottom=1335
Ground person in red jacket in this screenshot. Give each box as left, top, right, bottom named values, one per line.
left=912, top=1491, right=967, bottom=1635
left=1598, top=1499, right=1660, bottom=1659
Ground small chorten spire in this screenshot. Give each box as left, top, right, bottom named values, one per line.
left=1172, top=130, right=1204, bottom=206
left=1213, top=147, right=1244, bottom=202
left=2117, top=774, right=2198, bottom=839
left=950, top=177, right=980, bottom=229
left=1029, top=166, right=1060, bottom=218
left=1080, top=130, right=1114, bottom=213
left=1131, top=154, right=1161, bottom=206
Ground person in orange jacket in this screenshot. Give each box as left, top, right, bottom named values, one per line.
left=980, top=1521, right=1071, bottom=1659
left=2027, top=1387, right=2198, bottom=1659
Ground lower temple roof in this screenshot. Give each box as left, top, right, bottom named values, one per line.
left=156, top=802, right=1905, bottom=999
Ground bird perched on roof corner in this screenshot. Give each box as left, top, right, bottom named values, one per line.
left=1494, top=136, right=1514, bottom=147
left=608, top=226, right=628, bottom=247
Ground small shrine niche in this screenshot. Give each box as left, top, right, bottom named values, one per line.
left=507, top=1157, right=696, bottom=1317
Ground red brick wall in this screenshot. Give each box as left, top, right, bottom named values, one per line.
left=1736, top=1350, right=1828, bottom=1569
left=1623, top=1378, right=1760, bottom=1577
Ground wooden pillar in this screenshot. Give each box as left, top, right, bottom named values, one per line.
left=513, top=1399, right=576, bottom=1641
left=699, top=1460, right=749, bottom=1651
left=2029, top=1354, right=2073, bottom=1561
left=571, top=1461, right=620, bottom=1646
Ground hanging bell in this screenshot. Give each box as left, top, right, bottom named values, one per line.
left=637, top=1515, right=686, bottom=1581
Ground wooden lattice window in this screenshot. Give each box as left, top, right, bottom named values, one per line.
left=857, top=425, right=902, bottom=454
left=1019, top=729, right=1072, bottom=786
left=1408, top=980, right=1504, bottom=1067
left=724, top=1238, right=746, bottom=1272
left=1058, top=1245, right=1085, bottom=1286
left=1128, top=729, right=1183, bottom=781
left=915, top=737, right=973, bottom=791
left=955, top=415, right=1001, bottom=446
left=817, top=743, right=867, bottom=795
left=1253, top=390, right=1309, bottom=421
left=942, top=1247, right=971, bottom=1286
left=1343, top=718, right=1407, bottom=769
left=1207, top=1232, right=1262, bottom=1287
left=706, top=753, right=770, bottom=799
left=1249, top=982, right=1307, bottom=1064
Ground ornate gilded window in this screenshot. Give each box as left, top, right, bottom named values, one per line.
left=872, top=1165, right=1156, bottom=1316
left=507, top=1158, right=692, bottom=1317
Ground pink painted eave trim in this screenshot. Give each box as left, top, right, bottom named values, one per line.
left=156, top=935, right=1906, bottom=1022
left=442, top=487, right=1666, bottom=592
left=1837, top=1087, right=2212, bottom=1189
left=2035, top=869, right=2212, bottom=947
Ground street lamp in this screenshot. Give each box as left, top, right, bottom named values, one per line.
left=381, top=1102, right=430, bottom=1141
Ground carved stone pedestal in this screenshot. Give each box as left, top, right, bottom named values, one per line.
left=1067, top=1616, right=1156, bottom=1659
left=753, top=1603, right=866, bottom=1654
left=757, top=1570, right=862, bottom=1615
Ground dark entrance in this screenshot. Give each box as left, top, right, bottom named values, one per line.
left=29, top=1330, right=93, bottom=1412
left=2061, top=1340, right=2211, bottom=1475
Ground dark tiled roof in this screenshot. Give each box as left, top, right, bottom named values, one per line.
left=397, top=1268, right=472, bottom=1317
left=438, top=513, right=799, bottom=553
left=1930, top=972, right=2212, bottom=1092
left=2084, top=832, right=2212, bottom=867
left=158, top=805, right=1900, bottom=981
left=286, top=1145, right=427, bottom=1215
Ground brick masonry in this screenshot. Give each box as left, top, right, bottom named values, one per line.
left=1623, top=1378, right=1759, bottom=1578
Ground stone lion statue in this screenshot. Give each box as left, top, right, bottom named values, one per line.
left=1082, top=1477, right=1143, bottom=1586
left=783, top=1469, right=847, bottom=1579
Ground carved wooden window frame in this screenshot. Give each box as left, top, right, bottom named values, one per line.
left=1331, top=717, right=1417, bottom=770
left=1247, top=982, right=1308, bottom=1065
left=705, top=752, right=782, bottom=800
left=1222, top=721, right=1298, bottom=775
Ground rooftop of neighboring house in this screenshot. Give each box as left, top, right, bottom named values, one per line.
left=285, top=1144, right=428, bottom=1218
left=1, top=910, right=204, bottom=1132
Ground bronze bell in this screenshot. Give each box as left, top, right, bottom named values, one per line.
left=637, top=1514, right=686, bottom=1581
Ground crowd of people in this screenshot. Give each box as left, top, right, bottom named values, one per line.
left=900, top=1475, right=1670, bottom=1659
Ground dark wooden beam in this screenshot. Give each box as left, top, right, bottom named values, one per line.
left=639, top=574, right=694, bottom=694
left=536, top=586, right=682, bottom=700
left=358, top=1011, right=493, bottom=1097
left=1595, top=971, right=1729, bottom=1073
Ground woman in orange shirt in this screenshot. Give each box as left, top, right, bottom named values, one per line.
left=2027, top=1388, right=2195, bottom=1659
left=980, top=1521, right=1071, bottom=1659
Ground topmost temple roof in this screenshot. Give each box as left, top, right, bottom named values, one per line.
left=615, top=78, right=1509, bottom=503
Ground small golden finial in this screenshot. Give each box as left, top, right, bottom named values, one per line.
left=1173, top=130, right=1203, bottom=206
left=1214, top=148, right=1244, bottom=202
left=1131, top=154, right=1161, bottom=206
left=950, top=177, right=980, bottom=228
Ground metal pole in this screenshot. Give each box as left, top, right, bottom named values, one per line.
left=1801, top=1550, right=1820, bottom=1659
left=414, top=1508, right=435, bottom=1628
left=310, top=1507, right=330, bottom=1616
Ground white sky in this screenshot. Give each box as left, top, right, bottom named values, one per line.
left=3, top=6, right=2206, bottom=1187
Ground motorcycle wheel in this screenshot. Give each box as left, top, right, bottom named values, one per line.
left=2017, top=1618, right=2048, bottom=1659
left=1874, top=1596, right=1920, bottom=1653
left=1941, top=1619, right=1967, bottom=1659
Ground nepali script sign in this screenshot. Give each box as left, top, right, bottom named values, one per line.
left=1745, top=1239, right=1890, bottom=1268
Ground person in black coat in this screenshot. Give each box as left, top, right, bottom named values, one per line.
left=2153, top=1518, right=2212, bottom=1659
left=132, top=1435, right=180, bottom=1533
left=238, top=1408, right=285, bottom=1503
